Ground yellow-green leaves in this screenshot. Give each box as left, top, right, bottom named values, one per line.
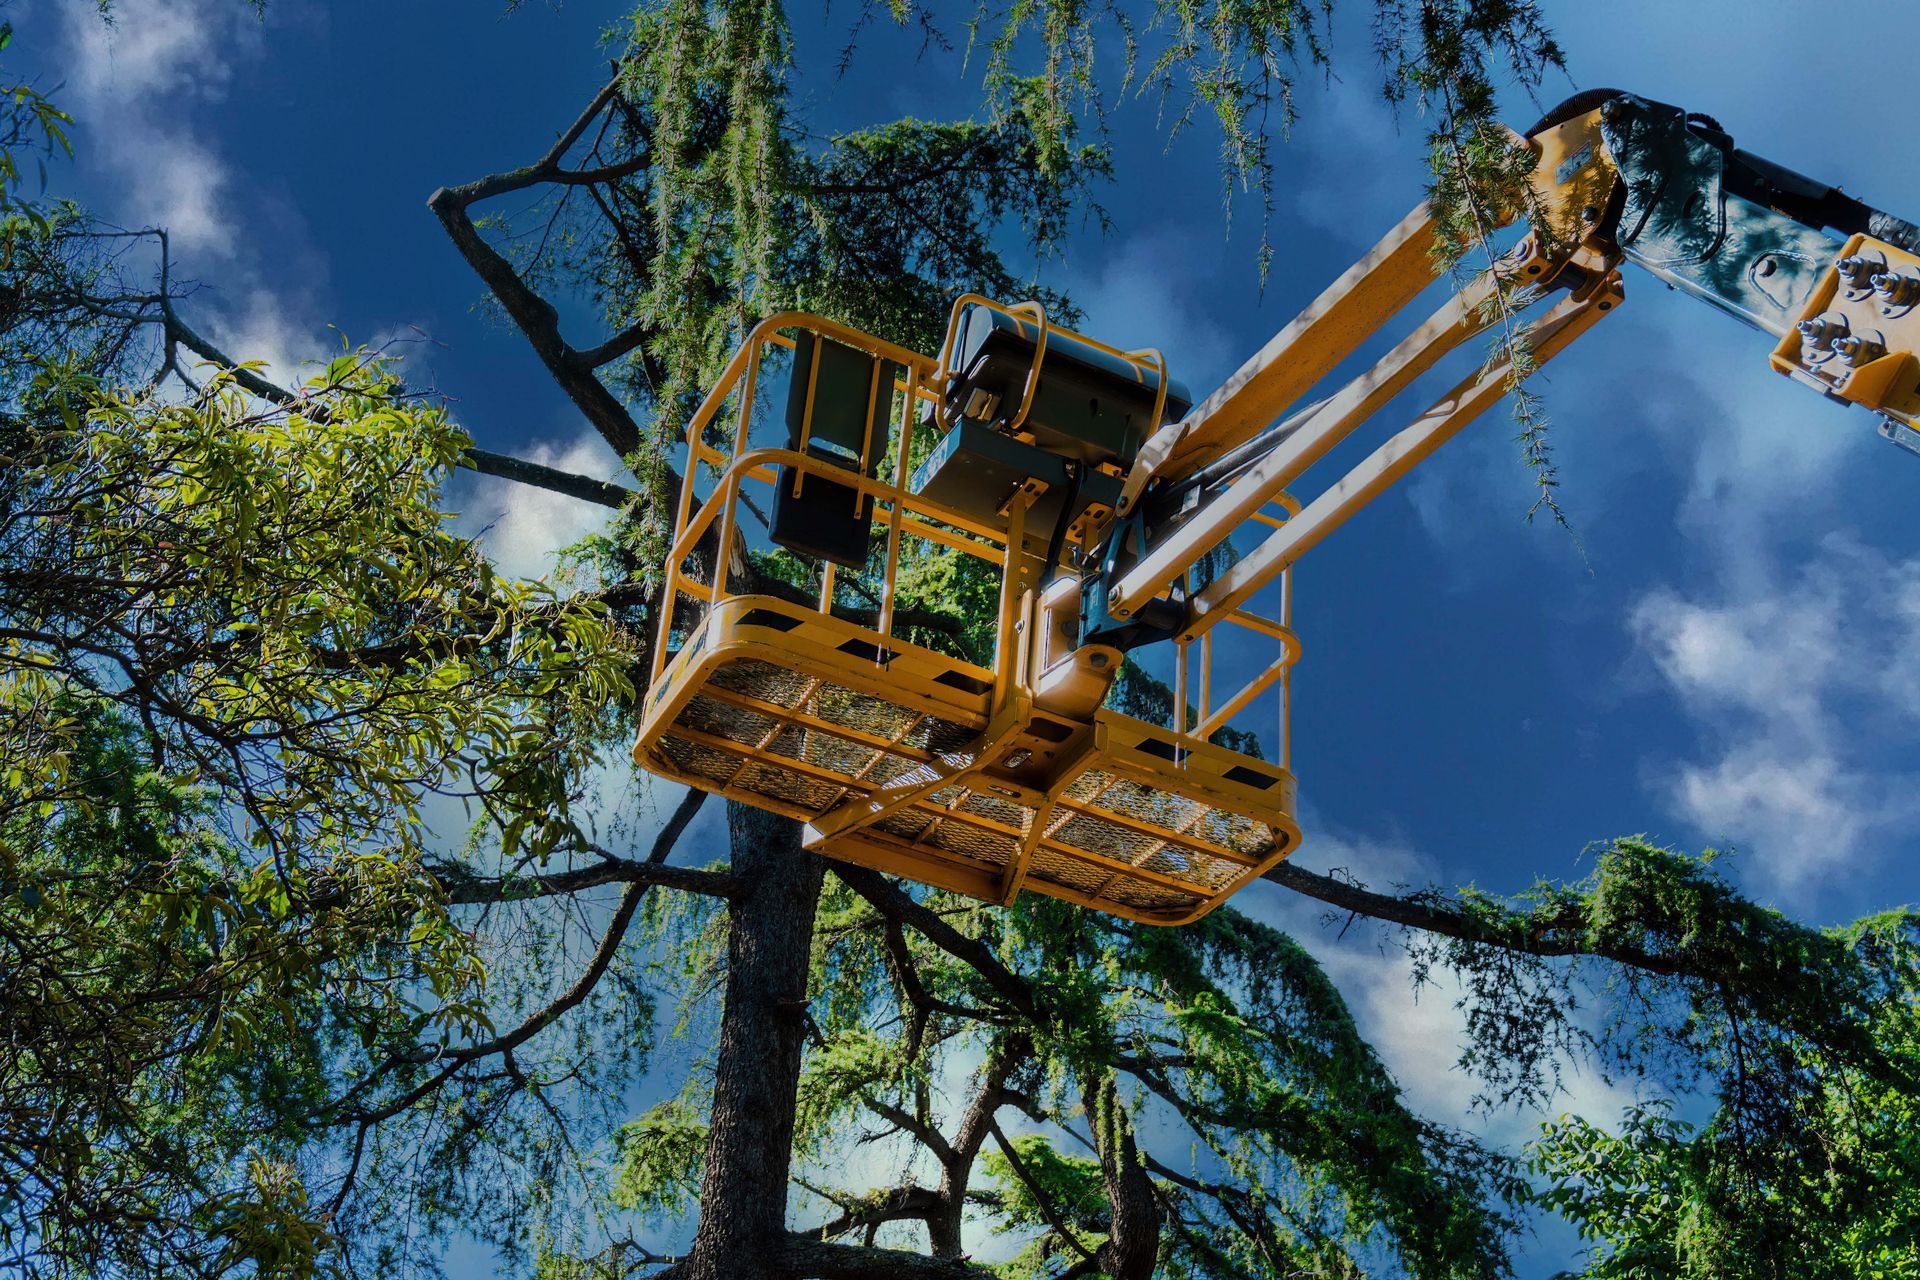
left=0, top=350, right=645, bottom=1278
left=0, top=71, right=72, bottom=259
left=612, top=1095, right=709, bottom=1219
left=207, top=1158, right=338, bottom=1280
left=16, top=355, right=635, bottom=871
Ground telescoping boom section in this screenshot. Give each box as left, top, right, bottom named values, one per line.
left=633, top=90, right=1920, bottom=924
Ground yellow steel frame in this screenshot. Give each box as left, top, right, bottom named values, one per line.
left=636, top=310, right=1303, bottom=925
left=1771, top=232, right=1920, bottom=426
left=1096, top=108, right=1630, bottom=643
left=1180, top=264, right=1624, bottom=638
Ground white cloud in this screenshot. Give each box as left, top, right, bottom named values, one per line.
left=33, top=0, right=351, bottom=382
left=1628, top=533, right=1920, bottom=888
left=452, top=431, right=625, bottom=582
left=63, top=0, right=256, bottom=101
left=54, top=0, right=269, bottom=255
left=213, top=287, right=332, bottom=378
left=108, top=127, right=232, bottom=253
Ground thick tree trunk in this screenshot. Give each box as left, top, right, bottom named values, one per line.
left=1086, top=1072, right=1161, bottom=1280
left=682, top=804, right=825, bottom=1280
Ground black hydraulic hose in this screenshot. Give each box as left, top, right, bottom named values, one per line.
left=1140, top=394, right=1336, bottom=527
left=1042, top=460, right=1085, bottom=579
left=1869, top=209, right=1920, bottom=256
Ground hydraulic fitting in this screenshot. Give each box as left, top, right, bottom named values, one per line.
left=1838, top=254, right=1885, bottom=291
left=1798, top=315, right=1850, bottom=352
left=1872, top=272, right=1920, bottom=308
left=1834, top=334, right=1887, bottom=365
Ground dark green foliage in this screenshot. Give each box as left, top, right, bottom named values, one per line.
left=0, top=697, right=339, bottom=1275
left=972, top=0, right=1563, bottom=277
left=781, top=877, right=1525, bottom=1275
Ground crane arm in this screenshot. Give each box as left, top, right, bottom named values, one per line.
left=1076, top=90, right=1920, bottom=660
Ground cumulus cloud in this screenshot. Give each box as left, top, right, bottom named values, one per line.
left=1629, top=533, right=1920, bottom=889
left=54, top=0, right=266, bottom=254
left=108, top=129, right=232, bottom=253
left=213, top=288, right=337, bottom=382
left=63, top=0, right=255, bottom=100
left=28, top=0, right=344, bottom=376
left=451, top=430, right=625, bottom=582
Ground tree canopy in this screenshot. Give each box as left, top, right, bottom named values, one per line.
left=3, top=5, right=1917, bottom=1280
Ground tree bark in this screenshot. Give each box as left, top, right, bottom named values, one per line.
left=1085, top=1072, right=1161, bottom=1280
left=683, top=804, right=825, bottom=1280
left=461, top=447, right=637, bottom=508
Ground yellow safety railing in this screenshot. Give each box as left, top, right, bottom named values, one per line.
left=638, top=303, right=1303, bottom=925
left=653, top=311, right=1006, bottom=688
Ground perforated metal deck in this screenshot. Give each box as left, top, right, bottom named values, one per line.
left=637, top=596, right=1299, bottom=924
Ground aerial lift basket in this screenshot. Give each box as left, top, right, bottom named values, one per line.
left=634, top=304, right=1303, bottom=924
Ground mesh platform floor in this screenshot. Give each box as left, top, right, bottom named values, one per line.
left=642, top=652, right=1296, bottom=922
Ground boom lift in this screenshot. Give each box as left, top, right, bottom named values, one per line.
left=632, top=91, right=1920, bottom=925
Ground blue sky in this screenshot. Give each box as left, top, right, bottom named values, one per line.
left=14, top=0, right=1920, bottom=1271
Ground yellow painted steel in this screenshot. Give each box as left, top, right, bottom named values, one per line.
left=1105, top=271, right=1507, bottom=621
left=1523, top=107, right=1622, bottom=250
left=1104, top=107, right=1633, bottom=645
left=1111, top=204, right=1443, bottom=520
left=1771, top=234, right=1920, bottom=426
left=634, top=311, right=1303, bottom=925
left=636, top=591, right=1301, bottom=925
left=1182, top=268, right=1626, bottom=638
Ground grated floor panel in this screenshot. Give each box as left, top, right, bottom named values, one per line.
left=641, top=646, right=1296, bottom=922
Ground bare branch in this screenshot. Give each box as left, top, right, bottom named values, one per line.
left=331, top=791, right=711, bottom=1124
left=427, top=71, right=657, bottom=457
left=340, top=875, right=651, bottom=1125
left=859, top=1095, right=955, bottom=1166
left=985, top=1116, right=1097, bottom=1262
left=159, top=305, right=300, bottom=406
left=797, top=1185, right=943, bottom=1242
left=1260, top=860, right=1676, bottom=973
left=461, top=447, right=637, bottom=509
left=833, top=866, right=1038, bottom=1017
left=436, top=856, right=737, bottom=906
left=573, top=319, right=655, bottom=371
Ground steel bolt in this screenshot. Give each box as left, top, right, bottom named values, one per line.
left=1838, top=254, right=1883, bottom=290
left=1799, top=316, right=1850, bottom=351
